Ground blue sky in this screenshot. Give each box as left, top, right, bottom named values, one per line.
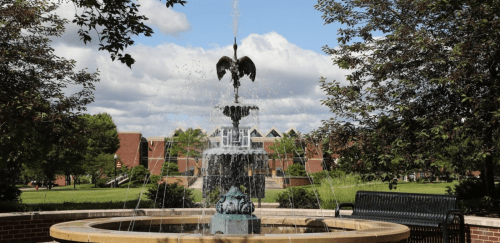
left=135, top=0, right=339, bottom=54
left=53, top=0, right=351, bottom=138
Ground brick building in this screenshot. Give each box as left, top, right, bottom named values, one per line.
left=116, top=126, right=328, bottom=177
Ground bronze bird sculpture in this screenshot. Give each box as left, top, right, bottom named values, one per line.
left=216, top=37, right=256, bottom=96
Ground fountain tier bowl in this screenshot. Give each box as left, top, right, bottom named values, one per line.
left=50, top=209, right=409, bottom=243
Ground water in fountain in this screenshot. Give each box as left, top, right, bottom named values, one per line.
left=200, top=36, right=267, bottom=235
left=232, top=0, right=240, bottom=37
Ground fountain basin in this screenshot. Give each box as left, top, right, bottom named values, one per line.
left=50, top=209, right=410, bottom=243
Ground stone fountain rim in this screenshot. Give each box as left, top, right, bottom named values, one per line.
left=50, top=209, right=410, bottom=243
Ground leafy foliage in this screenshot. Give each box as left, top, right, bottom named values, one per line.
left=206, top=186, right=222, bottom=207
left=130, top=165, right=150, bottom=182
left=275, top=187, right=321, bottom=209
left=82, top=113, right=120, bottom=157
left=269, top=133, right=303, bottom=161
left=0, top=0, right=99, bottom=200
left=69, top=0, right=187, bottom=68
left=446, top=179, right=500, bottom=213
left=149, top=175, right=161, bottom=184
left=96, top=177, right=108, bottom=188
left=285, top=163, right=307, bottom=177
left=146, top=183, right=195, bottom=208
left=84, top=153, right=114, bottom=186
left=160, top=162, right=181, bottom=176
left=0, top=182, right=21, bottom=204
left=314, top=0, right=500, bottom=198
left=169, top=128, right=206, bottom=174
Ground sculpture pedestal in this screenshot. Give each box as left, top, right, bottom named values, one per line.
left=211, top=213, right=261, bottom=235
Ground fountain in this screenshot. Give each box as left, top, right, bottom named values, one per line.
left=50, top=37, right=410, bottom=243
left=203, top=37, right=265, bottom=235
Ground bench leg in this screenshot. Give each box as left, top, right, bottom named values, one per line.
left=443, top=211, right=465, bottom=243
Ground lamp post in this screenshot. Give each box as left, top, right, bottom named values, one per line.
left=114, top=154, right=118, bottom=188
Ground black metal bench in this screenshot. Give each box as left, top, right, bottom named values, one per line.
left=335, top=190, right=464, bottom=243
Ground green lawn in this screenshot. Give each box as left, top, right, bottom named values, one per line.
left=21, top=184, right=154, bottom=204
left=303, top=181, right=458, bottom=206
left=19, top=180, right=458, bottom=210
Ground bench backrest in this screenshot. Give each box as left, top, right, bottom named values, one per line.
left=353, top=191, right=457, bottom=222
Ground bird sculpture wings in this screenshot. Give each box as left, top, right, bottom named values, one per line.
left=216, top=56, right=256, bottom=82
left=216, top=56, right=233, bottom=81
left=237, top=56, right=256, bottom=81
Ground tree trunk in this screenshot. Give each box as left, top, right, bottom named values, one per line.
left=483, top=155, right=496, bottom=199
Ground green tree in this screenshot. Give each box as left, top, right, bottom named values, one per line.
left=130, top=165, right=150, bottom=182
left=269, top=133, right=304, bottom=173
left=169, top=128, right=207, bottom=175
left=0, top=1, right=98, bottom=200
left=82, top=113, right=120, bottom=157
left=315, top=0, right=500, bottom=198
left=160, top=162, right=181, bottom=176
left=84, top=153, right=115, bottom=187
left=285, top=163, right=307, bottom=177
left=66, top=0, right=186, bottom=67
left=80, top=113, right=120, bottom=186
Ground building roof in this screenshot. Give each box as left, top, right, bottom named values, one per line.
left=264, top=126, right=283, bottom=138
left=146, top=137, right=166, bottom=141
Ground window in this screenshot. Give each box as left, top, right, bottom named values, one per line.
left=222, top=128, right=230, bottom=147
left=241, top=128, right=249, bottom=147
left=251, top=142, right=263, bottom=149
left=211, top=129, right=220, bottom=137
left=266, top=129, right=281, bottom=138
left=140, top=137, right=148, bottom=168
left=250, top=129, right=262, bottom=137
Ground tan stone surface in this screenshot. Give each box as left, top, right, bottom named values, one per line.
left=51, top=213, right=410, bottom=243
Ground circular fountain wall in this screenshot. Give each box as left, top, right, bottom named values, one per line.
left=50, top=209, right=410, bottom=243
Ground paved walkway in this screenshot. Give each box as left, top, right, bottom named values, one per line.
left=265, top=177, right=282, bottom=189
left=19, top=187, right=61, bottom=191
left=188, top=177, right=203, bottom=189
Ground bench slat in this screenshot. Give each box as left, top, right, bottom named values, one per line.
left=336, top=190, right=464, bottom=243
left=351, top=191, right=456, bottom=225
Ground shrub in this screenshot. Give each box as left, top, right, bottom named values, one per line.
left=79, top=176, right=91, bottom=184
left=96, top=178, right=108, bottom=188
left=0, top=183, right=23, bottom=212
left=146, top=183, right=195, bottom=208
left=206, top=186, right=222, bottom=207
left=160, top=162, right=181, bottom=176
left=321, top=199, right=339, bottom=210
left=275, top=187, right=321, bottom=209
left=149, top=175, right=161, bottom=184
left=446, top=179, right=490, bottom=213
left=285, top=163, right=306, bottom=177
left=447, top=179, right=484, bottom=200
left=0, top=200, right=25, bottom=213
left=0, top=183, right=21, bottom=203
left=130, top=165, right=150, bottom=181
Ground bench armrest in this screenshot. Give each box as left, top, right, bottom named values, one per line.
left=335, top=203, right=355, bottom=217
left=443, top=209, right=464, bottom=243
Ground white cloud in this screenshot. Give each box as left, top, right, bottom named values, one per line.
left=51, top=32, right=348, bottom=137
left=50, top=0, right=190, bottom=48
left=138, top=0, right=191, bottom=35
